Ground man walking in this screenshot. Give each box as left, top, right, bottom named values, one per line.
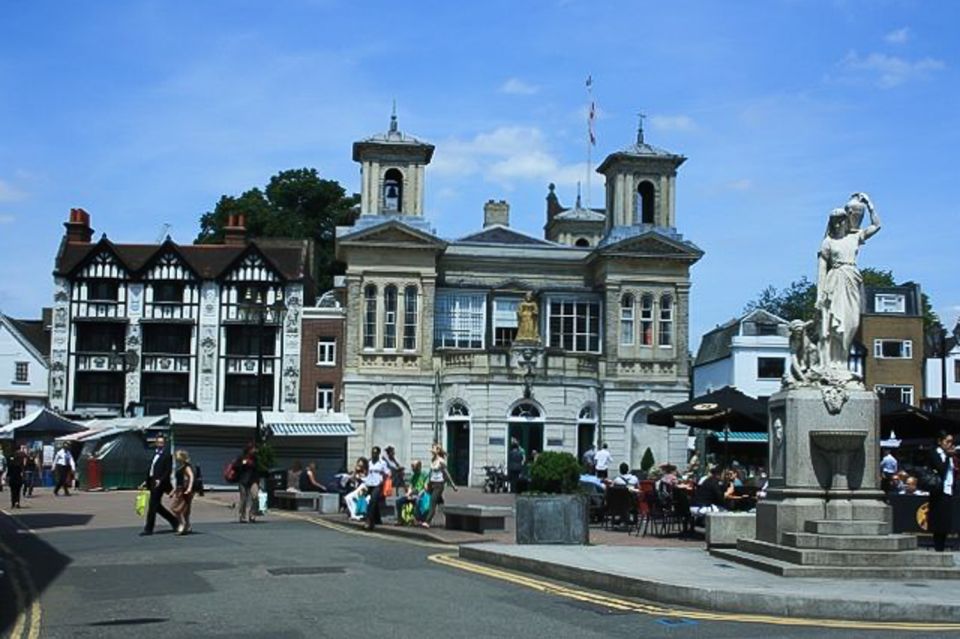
left=53, top=443, right=76, bottom=495
left=364, top=446, right=387, bottom=531
left=141, top=435, right=178, bottom=536
left=594, top=442, right=612, bottom=479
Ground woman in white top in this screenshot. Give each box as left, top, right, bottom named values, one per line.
left=421, top=444, right=457, bottom=528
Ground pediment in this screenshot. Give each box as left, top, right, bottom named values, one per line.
left=339, top=220, right=446, bottom=250
left=598, top=233, right=703, bottom=260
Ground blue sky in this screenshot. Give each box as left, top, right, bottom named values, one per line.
left=1, top=1, right=957, bottom=346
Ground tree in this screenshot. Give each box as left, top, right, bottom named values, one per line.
left=640, top=447, right=656, bottom=475
left=196, top=168, right=359, bottom=291
left=744, top=267, right=940, bottom=333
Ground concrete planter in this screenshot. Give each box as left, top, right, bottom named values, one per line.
left=515, top=494, right=589, bottom=545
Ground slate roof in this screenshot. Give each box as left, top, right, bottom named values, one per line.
left=694, top=317, right=741, bottom=367
left=455, top=225, right=557, bottom=247
left=5, top=316, right=51, bottom=364
left=54, top=237, right=310, bottom=281
left=554, top=206, right=606, bottom=222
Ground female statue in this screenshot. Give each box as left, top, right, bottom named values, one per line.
left=515, top=292, right=540, bottom=343
left=816, top=193, right=881, bottom=372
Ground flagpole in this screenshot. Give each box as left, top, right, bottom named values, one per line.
left=585, top=75, right=593, bottom=210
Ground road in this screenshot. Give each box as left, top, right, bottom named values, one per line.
left=0, top=491, right=952, bottom=638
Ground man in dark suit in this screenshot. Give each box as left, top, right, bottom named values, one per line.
left=141, top=435, right=178, bottom=536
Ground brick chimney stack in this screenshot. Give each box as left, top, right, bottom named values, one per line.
left=64, top=208, right=93, bottom=243
left=223, top=214, right=247, bottom=246
left=483, top=200, right=510, bottom=228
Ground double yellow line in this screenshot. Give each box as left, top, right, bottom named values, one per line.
left=429, top=553, right=960, bottom=632
left=0, top=511, right=41, bottom=639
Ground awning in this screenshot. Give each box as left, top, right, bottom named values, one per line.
left=0, top=408, right=87, bottom=440
left=269, top=422, right=356, bottom=437
left=711, top=431, right=768, bottom=444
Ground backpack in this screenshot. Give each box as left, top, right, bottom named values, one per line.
left=223, top=459, right=239, bottom=484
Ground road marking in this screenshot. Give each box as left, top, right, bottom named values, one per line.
left=270, top=509, right=450, bottom=550
left=0, top=510, right=43, bottom=639
left=429, top=553, right=960, bottom=632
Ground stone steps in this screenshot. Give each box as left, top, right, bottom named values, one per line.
left=711, top=547, right=960, bottom=579
left=782, top=531, right=918, bottom=552
left=804, top=519, right=889, bottom=536
left=738, top=538, right=954, bottom=568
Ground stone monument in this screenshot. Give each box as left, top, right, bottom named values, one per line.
left=714, top=193, right=960, bottom=577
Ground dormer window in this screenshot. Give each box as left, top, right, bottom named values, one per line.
left=383, top=168, right=403, bottom=212
left=875, top=293, right=905, bottom=314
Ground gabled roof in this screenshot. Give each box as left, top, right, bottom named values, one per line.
left=554, top=206, right=606, bottom=222
left=594, top=226, right=703, bottom=260
left=693, top=309, right=789, bottom=367
left=455, top=225, right=556, bottom=247
left=55, top=238, right=309, bottom=281
left=336, top=217, right=446, bottom=252
left=0, top=314, right=50, bottom=366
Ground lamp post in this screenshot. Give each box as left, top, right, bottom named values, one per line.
left=238, top=289, right=287, bottom=444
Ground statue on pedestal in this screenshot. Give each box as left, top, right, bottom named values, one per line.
left=515, top=291, right=540, bottom=344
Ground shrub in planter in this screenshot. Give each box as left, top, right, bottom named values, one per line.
left=640, top=447, right=656, bottom=475
left=530, top=451, right=581, bottom=494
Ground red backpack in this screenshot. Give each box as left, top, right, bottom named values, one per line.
left=223, top=459, right=239, bottom=484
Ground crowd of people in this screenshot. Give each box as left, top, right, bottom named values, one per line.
left=0, top=444, right=64, bottom=508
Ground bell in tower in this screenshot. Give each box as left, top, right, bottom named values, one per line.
left=382, top=168, right=403, bottom=213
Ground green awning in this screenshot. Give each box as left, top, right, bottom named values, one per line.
left=711, top=431, right=768, bottom=444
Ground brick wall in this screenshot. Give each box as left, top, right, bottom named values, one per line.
left=299, top=314, right=345, bottom=412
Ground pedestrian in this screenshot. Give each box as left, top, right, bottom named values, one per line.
left=0, top=448, right=6, bottom=493
left=171, top=450, right=195, bottom=535
left=344, top=457, right=369, bottom=521
left=6, top=451, right=24, bottom=508
left=421, top=444, right=457, bottom=529
left=140, top=435, right=178, bottom=536
left=299, top=462, right=327, bottom=492
left=581, top=444, right=596, bottom=475
left=594, top=442, right=612, bottom=479
left=53, top=442, right=76, bottom=496
left=927, top=430, right=956, bottom=552
left=23, top=452, right=38, bottom=498
left=382, top=445, right=405, bottom=491
left=507, top=440, right=524, bottom=494
left=363, top=446, right=387, bottom=530
left=233, top=443, right=260, bottom=523
left=394, top=459, right=428, bottom=525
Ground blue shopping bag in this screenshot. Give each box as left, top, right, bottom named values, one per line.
left=356, top=495, right=369, bottom=516
left=417, top=492, right=431, bottom=518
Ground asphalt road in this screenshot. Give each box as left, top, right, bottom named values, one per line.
left=0, top=493, right=954, bottom=638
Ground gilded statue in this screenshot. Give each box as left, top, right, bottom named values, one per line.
left=515, top=292, right=540, bottom=343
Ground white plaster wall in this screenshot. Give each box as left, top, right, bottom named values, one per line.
left=926, top=349, right=960, bottom=400
left=693, top=358, right=733, bottom=396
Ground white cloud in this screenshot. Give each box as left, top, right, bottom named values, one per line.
left=499, top=77, right=540, bottom=95
left=0, top=179, right=25, bottom=202
left=0, top=214, right=14, bottom=224
left=649, top=114, right=697, bottom=133
left=431, top=125, right=586, bottom=189
left=724, top=179, right=752, bottom=192
left=884, top=27, right=911, bottom=45
left=838, top=50, right=945, bottom=88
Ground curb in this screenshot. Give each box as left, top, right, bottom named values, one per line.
left=331, top=517, right=494, bottom=546
left=459, top=545, right=960, bottom=623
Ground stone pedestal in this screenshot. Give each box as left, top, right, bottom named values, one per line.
left=713, top=388, right=960, bottom=578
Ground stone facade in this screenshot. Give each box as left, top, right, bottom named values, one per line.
left=336, top=116, right=702, bottom=485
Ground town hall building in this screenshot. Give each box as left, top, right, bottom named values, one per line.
left=336, top=113, right=703, bottom=485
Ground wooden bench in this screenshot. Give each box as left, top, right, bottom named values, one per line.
left=273, top=490, right=321, bottom=511
left=443, top=505, right=512, bottom=533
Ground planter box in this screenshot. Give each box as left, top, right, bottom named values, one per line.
left=515, top=494, right=589, bottom=545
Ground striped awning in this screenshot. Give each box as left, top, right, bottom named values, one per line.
left=711, top=431, right=768, bottom=444
left=268, top=422, right=356, bottom=437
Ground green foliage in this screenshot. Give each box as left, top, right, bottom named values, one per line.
left=196, top=168, right=359, bottom=291
left=744, top=267, right=939, bottom=333
left=255, top=443, right=276, bottom=474
left=530, top=451, right=581, bottom=494
left=640, top=447, right=656, bottom=473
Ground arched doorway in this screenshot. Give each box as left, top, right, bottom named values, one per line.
left=577, top=404, right=597, bottom=462
left=508, top=401, right=544, bottom=460
left=629, top=403, right=665, bottom=469
left=445, top=401, right=471, bottom=486
left=370, top=400, right=406, bottom=460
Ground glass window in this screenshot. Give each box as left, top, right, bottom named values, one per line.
left=74, top=372, right=124, bottom=407
left=317, top=338, right=336, bottom=365
left=548, top=298, right=600, bottom=353
left=757, top=357, right=786, bottom=380
left=640, top=294, right=654, bottom=346
left=434, top=291, right=486, bottom=349
left=874, top=294, right=905, bottom=313
left=224, top=375, right=273, bottom=410
left=143, top=325, right=191, bottom=354
left=76, top=323, right=126, bottom=353
left=875, top=385, right=914, bottom=405
left=316, top=384, right=335, bottom=411
left=225, top=325, right=276, bottom=357
left=511, top=402, right=542, bottom=419
left=152, top=282, right=184, bottom=303
left=87, top=280, right=119, bottom=301
left=448, top=401, right=470, bottom=418
left=873, top=339, right=912, bottom=359
left=11, top=400, right=26, bottom=420
left=363, top=284, right=377, bottom=349
left=658, top=295, right=673, bottom=347
left=620, top=294, right=635, bottom=346
left=403, top=286, right=418, bottom=351
left=955, top=360, right=960, bottom=384
left=492, top=297, right=520, bottom=347
left=14, top=362, right=28, bottom=383
left=383, top=285, right=398, bottom=349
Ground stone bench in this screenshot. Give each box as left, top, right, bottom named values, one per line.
left=705, top=512, right=756, bottom=548
left=273, top=490, right=321, bottom=511
left=444, top=505, right=512, bottom=533
left=316, top=492, right=340, bottom=514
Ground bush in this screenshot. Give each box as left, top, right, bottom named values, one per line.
left=530, top=451, right=581, bottom=494
left=640, top=447, right=656, bottom=474
left=255, top=443, right=276, bottom=473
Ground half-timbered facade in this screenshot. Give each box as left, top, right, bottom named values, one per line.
left=51, top=209, right=312, bottom=417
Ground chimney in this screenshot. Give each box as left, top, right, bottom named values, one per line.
left=223, top=214, right=247, bottom=246
left=64, top=208, right=93, bottom=243
left=483, top=200, right=510, bottom=228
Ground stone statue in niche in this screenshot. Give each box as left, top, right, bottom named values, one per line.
left=515, top=291, right=540, bottom=344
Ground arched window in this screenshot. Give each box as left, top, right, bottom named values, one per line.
left=383, top=285, right=398, bottom=349
left=402, top=285, right=418, bottom=350
left=620, top=293, right=635, bottom=346
left=640, top=294, right=654, bottom=345
left=363, top=284, right=377, bottom=349
left=578, top=405, right=597, bottom=422
left=659, top=294, right=673, bottom=347
left=447, top=401, right=470, bottom=418
left=637, top=180, right=655, bottom=225
left=383, top=168, right=403, bottom=212
left=510, top=402, right=542, bottom=420
left=574, top=237, right=590, bottom=247
left=371, top=400, right=405, bottom=454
